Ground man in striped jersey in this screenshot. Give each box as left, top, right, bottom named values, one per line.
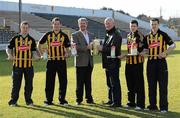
left=6, top=21, right=40, bottom=106
left=142, top=18, right=176, bottom=113
left=124, top=20, right=145, bottom=110
left=38, top=17, right=70, bottom=106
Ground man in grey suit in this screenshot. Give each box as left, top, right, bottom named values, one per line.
left=71, top=18, right=95, bottom=105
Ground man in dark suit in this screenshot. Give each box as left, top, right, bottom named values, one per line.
left=71, top=18, right=95, bottom=105
left=99, top=17, right=122, bottom=107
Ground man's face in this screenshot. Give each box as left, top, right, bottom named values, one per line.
left=150, top=21, right=159, bottom=32
left=52, top=21, right=61, bottom=32
left=79, top=21, right=87, bottom=31
left=104, top=20, right=114, bottom=31
left=20, top=24, right=29, bottom=35
left=130, top=23, right=138, bottom=33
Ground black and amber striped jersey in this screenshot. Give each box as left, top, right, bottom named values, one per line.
left=39, top=30, right=70, bottom=61
left=126, top=31, right=144, bottom=64
left=8, top=34, right=37, bottom=68
left=144, top=29, right=174, bottom=60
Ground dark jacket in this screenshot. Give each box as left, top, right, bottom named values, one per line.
left=102, top=27, right=122, bottom=69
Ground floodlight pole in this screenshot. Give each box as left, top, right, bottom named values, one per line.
left=19, top=0, right=22, bottom=32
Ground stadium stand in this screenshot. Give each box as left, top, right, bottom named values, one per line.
left=88, top=16, right=150, bottom=35
left=0, top=28, right=16, bottom=44
left=0, top=11, right=75, bottom=35
left=33, top=13, right=129, bottom=38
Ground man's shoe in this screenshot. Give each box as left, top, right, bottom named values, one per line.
left=110, top=103, right=122, bottom=108
left=147, top=105, right=158, bottom=111
left=126, top=102, right=136, bottom=108
left=26, top=102, right=34, bottom=106
left=76, top=102, right=82, bottom=105
left=44, top=101, right=54, bottom=106
left=160, top=110, right=168, bottom=113
left=59, top=100, right=68, bottom=106
left=104, top=101, right=113, bottom=105
left=8, top=100, right=18, bottom=107
left=87, top=100, right=95, bottom=104
left=135, top=106, right=144, bottom=110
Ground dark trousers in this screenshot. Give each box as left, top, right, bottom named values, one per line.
left=10, top=66, right=34, bottom=103
left=147, top=59, right=168, bottom=111
left=45, top=60, right=67, bottom=102
left=76, top=64, right=93, bottom=103
left=125, top=63, right=145, bottom=108
left=105, top=67, right=121, bottom=105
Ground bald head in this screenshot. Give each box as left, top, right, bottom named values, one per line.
left=104, top=17, right=115, bottom=31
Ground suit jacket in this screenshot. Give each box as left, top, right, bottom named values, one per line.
left=102, top=27, right=122, bottom=69
left=71, top=31, right=95, bottom=67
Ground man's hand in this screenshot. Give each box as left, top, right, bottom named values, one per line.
left=7, top=55, right=15, bottom=60
left=158, top=52, right=167, bottom=59
left=98, top=45, right=103, bottom=51
left=87, top=42, right=93, bottom=50
left=33, top=51, right=41, bottom=60
left=139, top=49, right=148, bottom=56
left=64, top=52, right=69, bottom=58
left=41, top=51, right=48, bottom=60
left=117, top=54, right=126, bottom=60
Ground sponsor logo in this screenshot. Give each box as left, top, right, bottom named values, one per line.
left=18, top=45, right=30, bottom=51
left=149, top=41, right=160, bottom=48
left=128, top=43, right=137, bottom=49
left=51, top=41, right=61, bottom=47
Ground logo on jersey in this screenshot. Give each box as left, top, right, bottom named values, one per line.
left=18, top=45, right=30, bottom=51
left=149, top=41, right=160, bottom=48
left=51, top=41, right=61, bottom=47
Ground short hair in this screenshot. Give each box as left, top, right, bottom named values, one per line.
left=104, top=17, right=114, bottom=23
left=20, top=21, right=29, bottom=27
left=130, top=20, right=138, bottom=26
left=78, top=18, right=88, bottom=24
left=150, top=18, right=159, bottom=24
left=52, top=17, right=61, bottom=24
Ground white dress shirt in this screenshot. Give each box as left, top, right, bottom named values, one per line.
left=81, top=30, right=89, bottom=44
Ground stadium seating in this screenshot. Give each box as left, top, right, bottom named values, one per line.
left=88, top=16, right=150, bottom=36
left=33, top=13, right=106, bottom=38
left=0, top=28, right=16, bottom=44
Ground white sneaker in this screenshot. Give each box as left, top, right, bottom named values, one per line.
left=27, top=103, right=34, bottom=106
left=9, top=104, right=17, bottom=107
left=160, top=110, right=167, bottom=113
left=135, top=107, right=142, bottom=110
left=124, top=105, right=130, bottom=108
left=63, top=103, right=69, bottom=106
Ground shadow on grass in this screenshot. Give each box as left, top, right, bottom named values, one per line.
left=18, top=103, right=180, bottom=118
left=90, top=104, right=180, bottom=118
left=19, top=105, right=90, bottom=118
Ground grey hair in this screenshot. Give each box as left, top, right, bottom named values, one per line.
left=78, top=17, right=88, bottom=24
left=104, top=17, right=114, bottom=23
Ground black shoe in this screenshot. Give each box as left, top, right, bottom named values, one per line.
left=26, top=99, right=33, bottom=106
left=104, top=101, right=113, bottom=105
left=8, top=100, right=17, bottom=107
left=126, top=102, right=136, bottom=108
left=147, top=105, right=158, bottom=111
left=44, top=101, right=54, bottom=106
left=59, top=100, right=68, bottom=106
left=26, top=102, right=34, bottom=106
left=87, top=100, right=95, bottom=104
left=110, top=103, right=122, bottom=108
left=76, top=102, right=82, bottom=105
